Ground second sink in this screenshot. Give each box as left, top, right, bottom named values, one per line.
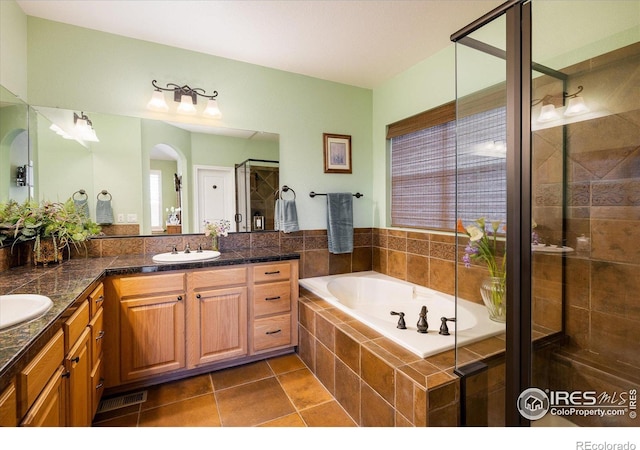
left=0, top=294, right=53, bottom=331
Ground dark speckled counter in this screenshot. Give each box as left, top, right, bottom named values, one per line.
left=0, top=248, right=299, bottom=392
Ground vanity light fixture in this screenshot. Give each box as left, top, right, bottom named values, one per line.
left=532, top=85, right=590, bottom=123
left=147, top=80, right=221, bottom=119
left=73, top=112, right=99, bottom=142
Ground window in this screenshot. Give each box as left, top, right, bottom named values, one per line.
left=389, top=101, right=506, bottom=231
left=149, top=170, right=163, bottom=231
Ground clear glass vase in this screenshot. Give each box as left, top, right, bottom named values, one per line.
left=211, top=234, right=219, bottom=252
left=480, top=276, right=506, bottom=323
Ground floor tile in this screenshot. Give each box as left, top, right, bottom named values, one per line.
left=277, top=368, right=334, bottom=410
left=215, top=377, right=296, bottom=426
left=142, top=373, right=213, bottom=410
left=267, top=353, right=307, bottom=375
left=138, top=394, right=220, bottom=427
left=93, top=412, right=139, bottom=427
left=259, top=413, right=307, bottom=427
left=210, top=360, right=274, bottom=390
left=299, top=401, right=357, bottom=427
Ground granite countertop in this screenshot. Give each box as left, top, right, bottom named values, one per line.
left=0, top=248, right=300, bottom=389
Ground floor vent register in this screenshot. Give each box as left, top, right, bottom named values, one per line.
left=96, top=390, right=148, bottom=414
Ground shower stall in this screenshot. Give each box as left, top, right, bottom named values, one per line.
left=452, top=0, right=639, bottom=426
left=234, top=158, right=279, bottom=232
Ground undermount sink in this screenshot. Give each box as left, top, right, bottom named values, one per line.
left=152, top=250, right=221, bottom=263
left=0, top=294, right=53, bottom=331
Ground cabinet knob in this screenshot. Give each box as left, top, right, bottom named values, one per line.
left=177, top=295, right=183, bottom=301
left=196, top=294, right=202, bottom=299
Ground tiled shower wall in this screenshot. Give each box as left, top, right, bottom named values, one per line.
left=532, top=44, right=640, bottom=371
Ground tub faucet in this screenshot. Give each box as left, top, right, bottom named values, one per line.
left=390, top=311, right=406, bottom=329
left=417, top=305, right=428, bottom=333
left=439, top=317, right=456, bottom=336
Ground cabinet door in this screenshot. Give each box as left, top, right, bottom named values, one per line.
left=21, top=366, right=66, bottom=427
left=66, top=327, right=91, bottom=427
left=0, top=380, right=17, bottom=427
left=187, top=286, right=248, bottom=368
left=120, top=293, right=186, bottom=382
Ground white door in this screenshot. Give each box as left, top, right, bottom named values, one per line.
left=194, top=166, right=235, bottom=233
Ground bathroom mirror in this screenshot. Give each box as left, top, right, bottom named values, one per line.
left=0, top=84, right=30, bottom=204
left=26, top=103, right=278, bottom=235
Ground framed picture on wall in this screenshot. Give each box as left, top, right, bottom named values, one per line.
left=323, top=133, right=352, bottom=174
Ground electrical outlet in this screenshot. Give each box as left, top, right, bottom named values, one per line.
left=117, top=213, right=125, bottom=223
left=127, top=213, right=137, bottom=223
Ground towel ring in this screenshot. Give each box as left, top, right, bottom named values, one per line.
left=73, top=189, right=88, bottom=201
left=97, top=190, right=112, bottom=201
left=277, top=185, right=296, bottom=200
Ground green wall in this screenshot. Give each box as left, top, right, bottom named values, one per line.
left=0, top=0, right=28, bottom=99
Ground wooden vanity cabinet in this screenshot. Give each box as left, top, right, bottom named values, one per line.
left=250, top=262, right=298, bottom=354
left=113, top=273, right=187, bottom=383
left=0, top=379, right=17, bottom=426
left=186, top=267, right=248, bottom=368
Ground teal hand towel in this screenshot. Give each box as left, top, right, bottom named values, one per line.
left=279, top=199, right=299, bottom=233
left=327, top=193, right=353, bottom=254
left=74, top=199, right=90, bottom=219
left=96, top=198, right=114, bottom=225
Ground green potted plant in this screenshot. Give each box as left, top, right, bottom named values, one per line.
left=0, top=198, right=101, bottom=265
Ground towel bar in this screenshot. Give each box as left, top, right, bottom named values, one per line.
left=310, top=191, right=363, bottom=198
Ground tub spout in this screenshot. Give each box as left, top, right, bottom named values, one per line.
left=417, top=305, right=428, bottom=333
left=390, top=311, right=406, bottom=329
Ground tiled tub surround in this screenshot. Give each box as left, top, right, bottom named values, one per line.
left=297, top=286, right=508, bottom=426
left=0, top=247, right=300, bottom=395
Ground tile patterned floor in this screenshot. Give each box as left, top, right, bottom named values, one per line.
left=92, top=353, right=356, bottom=427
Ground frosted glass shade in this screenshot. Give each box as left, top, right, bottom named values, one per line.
left=147, top=90, right=169, bottom=112
left=203, top=98, right=221, bottom=118
left=537, top=104, right=560, bottom=123
left=564, top=96, right=589, bottom=116
left=177, top=95, right=197, bottom=114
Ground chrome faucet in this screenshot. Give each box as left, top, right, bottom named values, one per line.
left=184, top=243, right=191, bottom=254
left=171, top=245, right=178, bottom=255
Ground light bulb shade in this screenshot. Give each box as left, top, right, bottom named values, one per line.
left=177, top=94, right=197, bottom=114
left=537, top=104, right=560, bottom=123
left=147, top=90, right=169, bottom=112
left=203, top=98, right=221, bottom=118
left=564, top=96, right=589, bottom=117
left=84, top=127, right=100, bottom=142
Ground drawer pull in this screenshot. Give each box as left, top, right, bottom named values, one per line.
left=62, top=371, right=70, bottom=379
left=265, top=296, right=281, bottom=301
left=264, top=270, right=281, bottom=275
left=70, top=356, right=80, bottom=363
left=96, top=378, right=104, bottom=390
left=96, top=330, right=105, bottom=341
left=265, top=329, right=282, bottom=335
left=95, top=295, right=104, bottom=304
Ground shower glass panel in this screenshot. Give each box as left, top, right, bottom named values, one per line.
left=454, top=13, right=508, bottom=426
left=529, top=0, right=639, bottom=427
left=234, top=159, right=279, bottom=232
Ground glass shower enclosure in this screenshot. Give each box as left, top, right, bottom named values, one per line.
left=453, top=0, right=639, bottom=427
left=234, top=158, right=279, bottom=232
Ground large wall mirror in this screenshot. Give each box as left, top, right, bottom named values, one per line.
left=0, top=84, right=31, bottom=205
left=0, top=83, right=279, bottom=236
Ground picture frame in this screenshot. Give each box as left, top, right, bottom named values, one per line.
left=323, top=133, right=352, bottom=174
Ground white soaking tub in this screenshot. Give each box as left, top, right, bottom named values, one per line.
left=299, top=271, right=505, bottom=358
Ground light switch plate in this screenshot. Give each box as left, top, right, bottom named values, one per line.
left=127, top=213, right=137, bottom=223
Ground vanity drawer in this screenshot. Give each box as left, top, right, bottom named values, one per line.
left=88, top=283, right=104, bottom=318
left=90, top=306, right=105, bottom=368
left=253, top=263, right=291, bottom=283
left=0, top=379, right=17, bottom=426
left=18, top=329, right=64, bottom=418
left=253, top=281, right=291, bottom=317
left=189, top=267, right=247, bottom=290
left=253, top=314, right=292, bottom=352
left=64, top=300, right=89, bottom=353
left=91, top=357, right=104, bottom=417
left=119, top=273, right=186, bottom=297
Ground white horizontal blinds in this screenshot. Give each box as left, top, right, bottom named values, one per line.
left=456, top=106, right=507, bottom=227
left=391, top=122, right=456, bottom=229
left=390, top=104, right=506, bottom=231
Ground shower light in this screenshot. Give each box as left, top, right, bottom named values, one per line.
left=537, top=104, right=560, bottom=123
left=532, top=85, right=589, bottom=123
left=147, top=80, right=221, bottom=119
left=564, top=96, right=589, bottom=117
left=73, top=112, right=99, bottom=142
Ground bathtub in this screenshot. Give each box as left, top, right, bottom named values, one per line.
left=299, top=271, right=505, bottom=358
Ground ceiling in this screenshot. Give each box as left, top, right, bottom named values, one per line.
left=16, top=0, right=504, bottom=89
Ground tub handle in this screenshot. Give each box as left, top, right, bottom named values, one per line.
left=265, top=296, right=281, bottom=301
left=390, top=311, right=407, bottom=329
left=266, top=329, right=282, bottom=335
left=439, top=317, right=456, bottom=336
